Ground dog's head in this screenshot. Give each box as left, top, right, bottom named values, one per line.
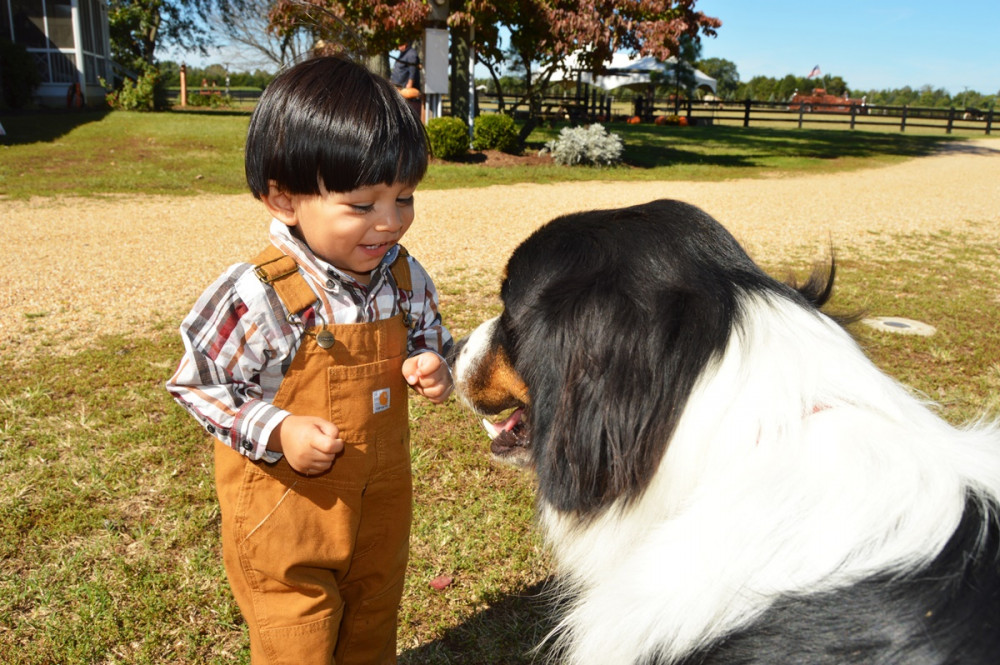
left=453, top=199, right=835, bottom=518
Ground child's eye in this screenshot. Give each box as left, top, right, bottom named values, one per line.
left=397, top=196, right=415, bottom=206
left=350, top=203, right=375, bottom=213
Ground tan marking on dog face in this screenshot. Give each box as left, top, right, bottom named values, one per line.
left=455, top=318, right=530, bottom=415
left=466, top=344, right=529, bottom=414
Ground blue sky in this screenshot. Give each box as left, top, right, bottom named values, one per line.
left=696, top=0, right=1000, bottom=95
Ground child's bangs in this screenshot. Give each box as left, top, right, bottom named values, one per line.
left=314, top=84, right=428, bottom=193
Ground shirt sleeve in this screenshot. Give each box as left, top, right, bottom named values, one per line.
left=165, top=265, right=290, bottom=461
left=403, top=256, right=453, bottom=361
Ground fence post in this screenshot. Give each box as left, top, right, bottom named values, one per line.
left=850, top=104, right=857, bottom=130
left=987, top=107, right=994, bottom=135
left=900, top=106, right=908, bottom=132
left=743, top=99, right=751, bottom=127
left=947, top=107, right=955, bottom=134
left=798, top=105, right=805, bottom=129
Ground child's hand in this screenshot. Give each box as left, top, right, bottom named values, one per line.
left=403, top=352, right=453, bottom=404
left=269, top=415, right=344, bottom=475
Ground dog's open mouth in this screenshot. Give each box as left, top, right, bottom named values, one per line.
left=481, top=408, right=532, bottom=467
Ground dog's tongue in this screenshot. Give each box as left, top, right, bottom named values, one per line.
left=481, top=408, right=524, bottom=439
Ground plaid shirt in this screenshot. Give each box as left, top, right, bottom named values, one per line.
left=167, top=220, right=452, bottom=462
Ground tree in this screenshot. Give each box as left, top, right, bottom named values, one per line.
left=451, top=0, right=721, bottom=133
left=269, top=0, right=427, bottom=62
left=655, top=34, right=702, bottom=112
left=698, top=57, right=739, bottom=99
left=268, top=0, right=720, bottom=129
left=108, top=0, right=249, bottom=75
left=207, top=0, right=313, bottom=71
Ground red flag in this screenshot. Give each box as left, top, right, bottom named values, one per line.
left=807, top=65, right=822, bottom=79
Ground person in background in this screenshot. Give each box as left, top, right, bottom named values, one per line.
left=390, top=42, right=422, bottom=120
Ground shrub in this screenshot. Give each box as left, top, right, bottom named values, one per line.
left=541, top=124, right=624, bottom=167
left=472, top=113, right=520, bottom=153
left=0, top=39, right=42, bottom=109
left=426, top=116, right=469, bottom=161
left=102, top=67, right=166, bottom=111
left=186, top=91, right=233, bottom=109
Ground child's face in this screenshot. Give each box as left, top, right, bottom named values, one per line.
left=276, top=181, right=416, bottom=285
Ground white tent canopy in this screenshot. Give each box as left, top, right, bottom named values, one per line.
left=552, top=52, right=717, bottom=94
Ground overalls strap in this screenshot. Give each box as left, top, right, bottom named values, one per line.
left=389, top=245, right=412, bottom=292
left=251, top=245, right=317, bottom=315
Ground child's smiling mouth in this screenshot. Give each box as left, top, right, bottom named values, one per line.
left=359, top=241, right=397, bottom=258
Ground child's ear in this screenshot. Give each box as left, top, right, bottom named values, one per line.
left=261, top=182, right=297, bottom=227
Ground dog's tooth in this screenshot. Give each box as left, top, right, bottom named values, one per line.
left=482, top=418, right=501, bottom=438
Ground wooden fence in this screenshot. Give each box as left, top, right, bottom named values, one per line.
left=162, top=86, right=994, bottom=135
left=475, top=92, right=996, bottom=135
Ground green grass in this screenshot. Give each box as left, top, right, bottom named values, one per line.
left=2, top=232, right=999, bottom=663
left=2, top=110, right=987, bottom=198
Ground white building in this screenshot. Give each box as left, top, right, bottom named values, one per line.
left=1, top=0, right=113, bottom=106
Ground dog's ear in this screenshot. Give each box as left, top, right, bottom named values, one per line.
left=521, top=277, right=734, bottom=519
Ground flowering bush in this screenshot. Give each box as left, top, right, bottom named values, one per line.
left=540, top=124, right=624, bottom=167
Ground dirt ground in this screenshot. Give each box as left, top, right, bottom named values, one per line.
left=2, top=139, right=999, bottom=361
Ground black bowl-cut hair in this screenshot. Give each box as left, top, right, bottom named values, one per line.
left=245, top=55, right=428, bottom=198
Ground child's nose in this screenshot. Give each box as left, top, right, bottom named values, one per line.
left=377, top=208, right=404, bottom=232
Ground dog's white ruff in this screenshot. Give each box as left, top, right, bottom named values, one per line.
left=539, top=293, right=1000, bottom=664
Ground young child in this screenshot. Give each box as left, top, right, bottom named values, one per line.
left=166, top=55, right=453, bottom=665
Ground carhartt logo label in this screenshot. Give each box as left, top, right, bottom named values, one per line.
left=373, top=388, right=391, bottom=414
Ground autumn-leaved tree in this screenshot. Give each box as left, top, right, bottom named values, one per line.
left=268, top=0, right=429, bottom=76
left=267, top=0, right=720, bottom=129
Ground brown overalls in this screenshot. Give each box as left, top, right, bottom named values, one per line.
left=214, top=246, right=415, bottom=665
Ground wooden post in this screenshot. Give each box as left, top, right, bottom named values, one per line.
left=850, top=104, right=857, bottom=130
left=900, top=106, right=908, bottom=132
left=180, top=64, right=187, bottom=108
left=986, top=107, right=994, bottom=135
left=947, top=107, right=955, bottom=134
left=743, top=99, right=751, bottom=127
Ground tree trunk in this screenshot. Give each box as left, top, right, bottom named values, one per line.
left=449, top=22, right=471, bottom=121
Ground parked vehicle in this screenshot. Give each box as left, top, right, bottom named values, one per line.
left=789, top=88, right=866, bottom=113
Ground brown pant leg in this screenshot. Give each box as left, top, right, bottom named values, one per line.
left=215, top=442, right=369, bottom=665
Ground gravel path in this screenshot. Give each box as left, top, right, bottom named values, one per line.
left=2, top=138, right=999, bottom=361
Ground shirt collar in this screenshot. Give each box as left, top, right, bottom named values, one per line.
left=267, top=218, right=399, bottom=290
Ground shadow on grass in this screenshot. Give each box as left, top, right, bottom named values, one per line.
left=618, top=125, right=956, bottom=169
left=0, top=108, right=112, bottom=144
left=400, top=578, right=560, bottom=665
left=168, top=107, right=254, bottom=118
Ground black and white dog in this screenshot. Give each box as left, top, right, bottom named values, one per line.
left=452, top=199, right=1000, bottom=664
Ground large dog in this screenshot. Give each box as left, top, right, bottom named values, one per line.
left=451, top=199, right=1000, bottom=664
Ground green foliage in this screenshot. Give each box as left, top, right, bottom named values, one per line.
left=102, top=67, right=167, bottom=111
left=0, top=39, right=42, bottom=109
left=472, top=113, right=520, bottom=153
left=426, top=116, right=470, bottom=161
left=186, top=91, right=234, bottom=109
left=541, top=124, right=624, bottom=166
left=698, top=57, right=740, bottom=100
